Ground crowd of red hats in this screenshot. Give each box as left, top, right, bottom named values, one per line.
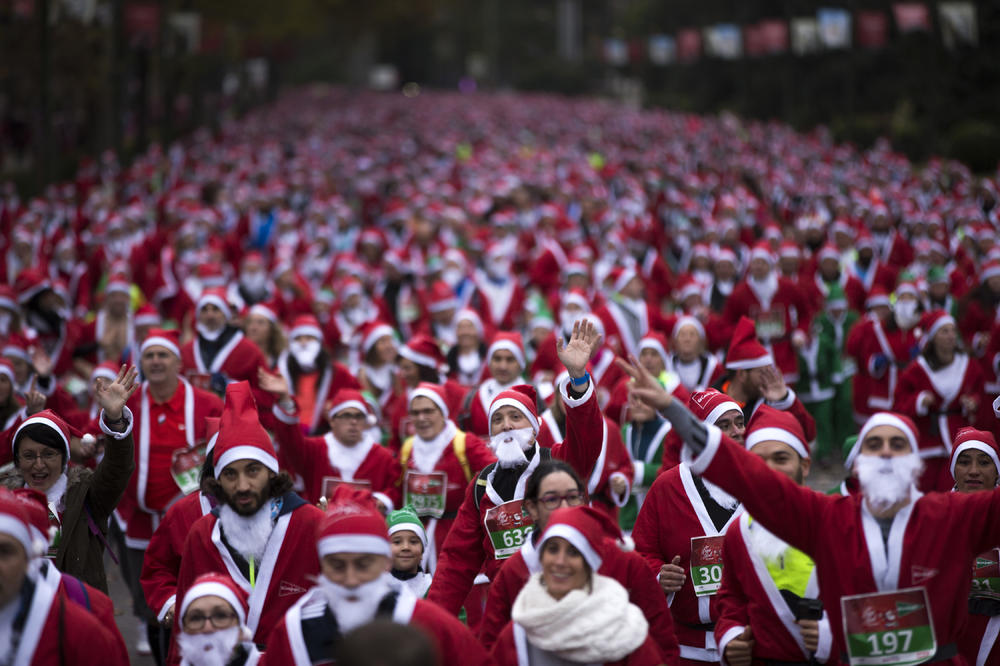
left=0, top=86, right=998, bottom=664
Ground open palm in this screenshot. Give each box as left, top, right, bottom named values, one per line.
left=556, top=319, right=603, bottom=378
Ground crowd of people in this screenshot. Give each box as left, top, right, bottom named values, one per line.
left=0, top=86, right=997, bottom=665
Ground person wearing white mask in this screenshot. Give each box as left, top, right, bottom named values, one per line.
left=261, top=489, right=487, bottom=665
left=176, top=573, right=260, bottom=666
left=622, top=354, right=1000, bottom=666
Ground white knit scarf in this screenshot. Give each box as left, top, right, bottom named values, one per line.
left=511, top=572, right=648, bottom=663
left=411, top=420, right=457, bottom=474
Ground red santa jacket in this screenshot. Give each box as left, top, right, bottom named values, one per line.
left=957, top=605, right=1000, bottom=666
left=469, top=271, right=527, bottom=331
left=845, top=315, right=918, bottom=420
left=595, top=300, right=673, bottom=359
left=480, top=533, right=680, bottom=661
left=425, top=380, right=607, bottom=616
left=40, top=562, right=128, bottom=666
left=714, top=513, right=835, bottom=666
left=689, top=422, right=1000, bottom=666
left=122, top=378, right=223, bottom=547
left=270, top=401, right=401, bottom=508
left=139, top=491, right=214, bottom=623
left=722, top=278, right=813, bottom=382
left=633, top=462, right=743, bottom=663
left=180, top=329, right=268, bottom=390
left=492, top=621, right=665, bottom=666
left=260, top=584, right=489, bottom=666
left=274, top=354, right=361, bottom=434
left=173, top=494, right=325, bottom=658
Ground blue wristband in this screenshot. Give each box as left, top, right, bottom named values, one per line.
left=570, top=372, right=590, bottom=387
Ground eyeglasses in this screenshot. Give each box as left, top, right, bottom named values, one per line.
left=536, top=491, right=586, bottom=510
left=20, top=450, right=60, bottom=464
left=333, top=412, right=367, bottom=423
left=183, top=610, right=239, bottom=631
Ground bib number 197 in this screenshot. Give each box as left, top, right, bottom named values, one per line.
left=841, top=587, right=936, bottom=666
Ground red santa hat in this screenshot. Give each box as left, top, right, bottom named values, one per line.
left=778, top=241, right=801, bottom=259
left=0, top=359, right=14, bottom=385
left=409, top=382, right=450, bottom=420
left=715, top=247, right=739, bottom=267
left=895, top=281, right=919, bottom=300
left=672, top=315, right=706, bottom=342
left=134, top=303, right=161, bottom=327
left=196, top=287, right=232, bottom=320
left=0, top=489, right=34, bottom=557
left=850, top=412, right=920, bottom=469
left=486, top=331, right=526, bottom=369
left=455, top=309, right=485, bottom=338
left=725, top=317, right=773, bottom=370
left=817, top=244, right=841, bottom=263
left=688, top=389, right=742, bottom=426
left=426, top=281, right=458, bottom=313
left=204, top=417, right=221, bottom=456
left=13, top=409, right=78, bottom=463
left=488, top=385, right=539, bottom=435
left=1, top=334, right=31, bottom=364
left=327, top=388, right=373, bottom=420
left=855, top=229, right=877, bottom=251
left=288, top=314, right=323, bottom=341
left=637, top=332, right=670, bottom=369
left=10, top=489, right=52, bottom=551
left=14, top=269, right=51, bottom=305
left=316, top=487, right=391, bottom=558
left=917, top=310, right=956, bottom=350
left=105, top=274, right=131, bottom=296
left=561, top=288, right=591, bottom=312
left=398, top=335, right=447, bottom=372
left=981, top=260, right=1000, bottom=283
left=749, top=241, right=775, bottom=265
left=865, top=286, right=891, bottom=309
left=358, top=321, right=396, bottom=355
left=213, top=381, right=279, bottom=478
left=675, top=276, right=704, bottom=303
left=537, top=506, right=605, bottom=572
left=247, top=303, right=278, bottom=324
left=745, top=405, right=809, bottom=459
left=949, top=428, right=1000, bottom=482
left=180, top=573, right=250, bottom=629
left=140, top=328, right=181, bottom=359
left=90, top=360, right=119, bottom=384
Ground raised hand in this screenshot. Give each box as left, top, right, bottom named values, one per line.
left=756, top=365, right=788, bottom=403
left=94, top=364, right=140, bottom=422
left=257, top=367, right=290, bottom=398
left=556, top=318, right=603, bottom=379
left=24, top=376, right=46, bottom=416
left=615, top=355, right=673, bottom=411
left=31, top=346, right=53, bottom=379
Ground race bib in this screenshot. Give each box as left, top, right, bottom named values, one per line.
left=171, top=445, right=207, bottom=496
left=970, top=549, right=1000, bottom=601
left=756, top=307, right=787, bottom=341
left=185, top=371, right=212, bottom=391
left=321, top=476, right=372, bottom=500
left=484, top=499, right=534, bottom=559
left=690, top=535, right=725, bottom=596
left=842, top=587, right=936, bottom=666
left=404, top=471, right=448, bottom=519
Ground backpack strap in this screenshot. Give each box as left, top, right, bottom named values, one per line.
left=473, top=463, right=493, bottom=512
left=398, top=436, right=415, bottom=485
left=456, top=387, right=477, bottom=432
left=60, top=573, right=91, bottom=611
left=452, top=430, right=472, bottom=483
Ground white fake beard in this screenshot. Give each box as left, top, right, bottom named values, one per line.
left=177, top=625, right=241, bottom=666
left=290, top=339, right=321, bottom=372
left=344, top=306, right=369, bottom=327
left=747, top=520, right=789, bottom=562
left=318, top=572, right=393, bottom=634
left=856, top=453, right=923, bottom=514
left=239, top=272, right=268, bottom=295
left=486, top=258, right=512, bottom=280
left=702, top=476, right=740, bottom=511
left=893, top=301, right=920, bottom=330
left=748, top=272, right=778, bottom=304
left=559, top=309, right=585, bottom=338
left=218, top=502, right=273, bottom=563
left=442, top=268, right=464, bottom=288
left=489, top=427, right=535, bottom=469
left=197, top=323, right=225, bottom=342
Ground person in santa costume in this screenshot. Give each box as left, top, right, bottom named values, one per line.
left=446, top=309, right=489, bottom=387
left=140, top=418, right=222, bottom=662
left=845, top=286, right=914, bottom=424
left=469, top=241, right=527, bottom=333
left=894, top=311, right=991, bottom=492
left=491, top=504, right=666, bottom=665
left=459, top=330, right=531, bottom=439
left=272, top=314, right=360, bottom=435
left=121, top=328, right=223, bottom=657
left=667, top=316, right=724, bottom=393
left=617, top=382, right=674, bottom=533
left=15, top=268, right=82, bottom=378
left=0, top=487, right=122, bottom=665
left=386, top=504, right=434, bottom=598
left=425, top=320, right=606, bottom=618
left=605, top=332, right=691, bottom=427
left=480, top=460, right=679, bottom=661
left=625, top=354, right=1000, bottom=666
left=354, top=320, right=399, bottom=408
left=74, top=273, right=134, bottom=373
left=176, top=573, right=260, bottom=666
left=241, top=303, right=285, bottom=369
left=260, top=487, right=488, bottom=666
left=721, top=242, right=813, bottom=384
left=949, top=429, right=1000, bottom=666
left=633, top=388, right=746, bottom=666
left=174, top=381, right=325, bottom=659
left=595, top=266, right=671, bottom=359
left=180, top=287, right=268, bottom=397
left=715, top=317, right=817, bottom=444
left=262, top=381, right=400, bottom=508
left=713, top=406, right=835, bottom=666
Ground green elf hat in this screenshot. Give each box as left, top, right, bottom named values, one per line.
left=842, top=435, right=859, bottom=469
left=386, top=505, right=427, bottom=548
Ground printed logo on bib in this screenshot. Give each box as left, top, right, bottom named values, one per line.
left=321, top=476, right=372, bottom=500
left=484, top=499, right=533, bottom=559
left=278, top=581, right=307, bottom=597
left=690, top=535, right=725, bottom=596
left=841, top=587, right=936, bottom=666
left=755, top=307, right=787, bottom=341
left=171, top=445, right=207, bottom=496
left=404, top=471, right=448, bottom=519
left=970, top=548, right=1000, bottom=600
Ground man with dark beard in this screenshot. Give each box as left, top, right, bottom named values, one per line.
left=624, top=355, right=1000, bottom=666
left=174, top=381, right=324, bottom=658
left=425, top=320, right=607, bottom=618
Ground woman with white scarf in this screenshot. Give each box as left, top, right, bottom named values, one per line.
left=492, top=506, right=665, bottom=665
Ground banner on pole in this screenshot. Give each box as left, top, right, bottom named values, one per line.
left=893, top=3, right=931, bottom=33
left=939, top=2, right=977, bottom=49
left=677, top=28, right=702, bottom=63
left=857, top=11, right=888, bottom=48
left=648, top=35, right=676, bottom=65
left=791, top=17, right=821, bottom=55
left=817, top=8, right=852, bottom=49
left=704, top=24, right=742, bottom=60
